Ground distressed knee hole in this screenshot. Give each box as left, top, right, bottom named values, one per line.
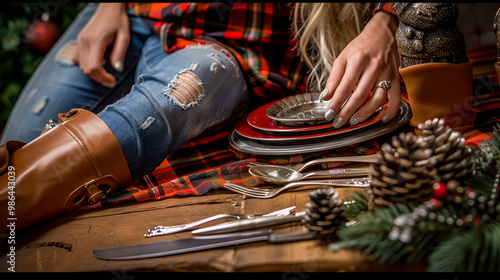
left=55, top=42, right=77, bottom=66
left=164, top=70, right=204, bottom=109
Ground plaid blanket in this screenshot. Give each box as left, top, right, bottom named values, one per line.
left=80, top=47, right=500, bottom=210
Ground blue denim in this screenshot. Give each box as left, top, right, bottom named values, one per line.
left=0, top=3, right=154, bottom=143
left=2, top=3, right=249, bottom=181
left=99, top=44, right=249, bottom=180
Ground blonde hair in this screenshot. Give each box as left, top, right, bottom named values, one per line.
left=293, top=3, right=373, bottom=91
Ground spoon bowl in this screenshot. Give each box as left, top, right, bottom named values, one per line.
left=249, top=164, right=369, bottom=185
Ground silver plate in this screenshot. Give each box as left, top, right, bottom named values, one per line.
left=265, top=92, right=328, bottom=126
left=230, top=100, right=412, bottom=156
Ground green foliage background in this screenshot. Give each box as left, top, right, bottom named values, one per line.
left=0, top=2, right=86, bottom=131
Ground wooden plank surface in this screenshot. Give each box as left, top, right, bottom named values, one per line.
left=0, top=185, right=427, bottom=272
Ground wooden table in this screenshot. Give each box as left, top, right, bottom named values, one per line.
left=0, top=185, right=427, bottom=272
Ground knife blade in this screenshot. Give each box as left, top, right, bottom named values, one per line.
left=191, top=212, right=306, bottom=235
left=92, top=229, right=316, bottom=260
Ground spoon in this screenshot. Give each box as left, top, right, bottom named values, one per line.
left=249, top=165, right=370, bottom=185
left=247, top=154, right=379, bottom=172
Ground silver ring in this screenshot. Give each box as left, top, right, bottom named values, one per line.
left=374, top=80, right=392, bottom=91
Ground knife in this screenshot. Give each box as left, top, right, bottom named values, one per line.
left=191, top=212, right=306, bottom=235
left=92, top=229, right=316, bottom=260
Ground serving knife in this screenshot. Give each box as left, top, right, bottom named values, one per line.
left=92, top=229, right=316, bottom=260
left=191, top=212, right=306, bottom=235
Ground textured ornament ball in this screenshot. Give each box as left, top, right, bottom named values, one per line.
left=302, top=187, right=344, bottom=234
left=24, top=19, right=61, bottom=53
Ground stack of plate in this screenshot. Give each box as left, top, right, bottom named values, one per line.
left=229, top=92, right=412, bottom=156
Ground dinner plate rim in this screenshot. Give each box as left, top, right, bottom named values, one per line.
left=229, top=100, right=412, bottom=156
left=248, top=94, right=385, bottom=134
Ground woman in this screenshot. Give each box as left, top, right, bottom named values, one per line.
left=0, top=3, right=400, bottom=235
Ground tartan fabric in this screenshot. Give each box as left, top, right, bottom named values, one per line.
left=79, top=6, right=499, bottom=211
left=127, top=2, right=396, bottom=104
left=81, top=64, right=500, bottom=211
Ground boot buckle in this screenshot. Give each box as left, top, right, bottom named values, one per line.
left=84, top=176, right=117, bottom=204
left=86, top=185, right=107, bottom=205
left=64, top=175, right=118, bottom=211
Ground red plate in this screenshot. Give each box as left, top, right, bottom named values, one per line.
left=247, top=99, right=385, bottom=135
left=237, top=104, right=385, bottom=142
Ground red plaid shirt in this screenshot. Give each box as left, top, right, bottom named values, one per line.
left=128, top=3, right=396, bottom=103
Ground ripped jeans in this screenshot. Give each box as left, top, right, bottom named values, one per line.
left=1, top=3, right=249, bottom=180
left=100, top=44, right=248, bottom=180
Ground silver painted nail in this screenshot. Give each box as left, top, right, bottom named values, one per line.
left=114, top=61, right=124, bottom=72
left=382, top=114, right=391, bottom=123
left=333, top=117, right=344, bottom=128
left=325, top=109, right=335, bottom=121
left=350, top=117, right=360, bottom=126
left=319, top=89, right=329, bottom=102
left=102, top=82, right=116, bottom=88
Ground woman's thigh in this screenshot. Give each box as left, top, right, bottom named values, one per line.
left=1, top=3, right=153, bottom=143
left=99, top=44, right=250, bottom=179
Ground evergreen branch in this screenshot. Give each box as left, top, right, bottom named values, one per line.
left=475, top=123, right=500, bottom=172
left=333, top=199, right=447, bottom=264
left=330, top=123, right=500, bottom=271
left=427, top=223, right=500, bottom=272
left=342, top=191, right=369, bottom=219
left=464, top=172, right=495, bottom=196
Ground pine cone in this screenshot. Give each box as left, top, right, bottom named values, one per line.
left=302, top=187, right=344, bottom=234
left=370, top=130, right=438, bottom=207
left=418, top=118, right=474, bottom=181
left=370, top=118, right=474, bottom=208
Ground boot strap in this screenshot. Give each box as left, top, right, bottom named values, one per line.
left=0, top=141, right=26, bottom=174
left=64, top=175, right=120, bottom=211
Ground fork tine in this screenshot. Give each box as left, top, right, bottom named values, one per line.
left=223, top=185, right=267, bottom=196
left=224, top=183, right=270, bottom=194
left=223, top=186, right=259, bottom=196
left=223, top=183, right=270, bottom=197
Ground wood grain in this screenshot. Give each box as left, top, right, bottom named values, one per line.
left=0, top=186, right=427, bottom=272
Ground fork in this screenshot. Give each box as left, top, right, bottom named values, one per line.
left=247, top=154, right=378, bottom=172
left=223, top=178, right=370, bottom=199
left=145, top=206, right=296, bottom=237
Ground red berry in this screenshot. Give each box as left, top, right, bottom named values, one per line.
left=474, top=218, right=481, bottom=227
left=460, top=216, right=467, bottom=224
left=433, top=182, right=447, bottom=199
left=429, top=198, right=441, bottom=210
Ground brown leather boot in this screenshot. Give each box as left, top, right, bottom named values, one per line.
left=399, top=60, right=476, bottom=135
left=0, top=109, right=131, bottom=236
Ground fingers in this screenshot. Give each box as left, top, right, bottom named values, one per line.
left=336, top=65, right=383, bottom=127
left=73, top=33, right=117, bottom=88
left=349, top=75, right=401, bottom=125
left=349, top=86, right=387, bottom=125
left=381, top=76, right=401, bottom=123
left=109, top=18, right=130, bottom=73
left=86, top=39, right=117, bottom=88
left=326, top=54, right=383, bottom=128
left=323, top=54, right=362, bottom=123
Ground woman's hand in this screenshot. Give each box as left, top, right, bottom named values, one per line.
left=72, top=3, right=130, bottom=88
left=321, top=11, right=401, bottom=127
